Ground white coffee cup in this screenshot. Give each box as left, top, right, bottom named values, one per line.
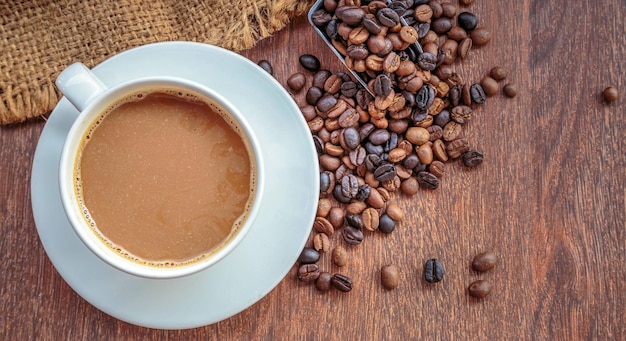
left=55, top=62, right=264, bottom=279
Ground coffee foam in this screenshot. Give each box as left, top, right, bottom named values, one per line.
left=73, top=88, right=258, bottom=268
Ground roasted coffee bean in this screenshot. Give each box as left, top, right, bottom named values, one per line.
left=355, top=184, right=371, bottom=201
left=343, top=225, right=364, bottom=245
left=490, top=66, right=508, bottom=81
left=457, top=37, right=472, bottom=60
left=470, top=27, right=492, bottom=46
left=299, top=54, right=321, bottom=71
left=362, top=207, right=380, bottom=231
left=346, top=214, right=364, bottom=229
left=429, top=0, right=443, bottom=18
left=366, top=187, right=385, bottom=209
left=431, top=17, right=453, bottom=34
left=429, top=160, right=445, bottom=178
left=257, top=60, right=273, bottom=75
left=426, top=125, right=443, bottom=141
left=333, top=184, right=352, bottom=204
left=349, top=146, right=367, bottom=166
left=433, top=109, right=451, bottom=127
left=346, top=201, right=367, bottom=215
left=442, top=121, right=462, bottom=141
left=374, top=74, right=393, bottom=96
left=325, top=19, right=340, bottom=39
left=313, top=233, right=331, bottom=252
left=314, top=216, right=335, bottom=235
left=457, top=12, right=478, bottom=31
left=374, top=163, right=397, bottom=182
left=299, top=247, right=320, bottom=263
left=324, top=74, right=343, bottom=94
left=378, top=213, right=396, bottom=234
left=451, top=105, right=472, bottom=124
left=369, top=129, right=391, bottom=145
left=480, top=76, right=499, bottom=96
left=424, top=258, right=445, bottom=283
left=306, top=86, right=324, bottom=105
left=447, top=26, right=467, bottom=41
left=341, top=127, right=360, bottom=150
left=313, top=70, right=332, bottom=89
left=363, top=14, right=383, bottom=34
left=365, top=154, right=382, bottom=171
left=461, top=83, right=472, bottom=106
left=317, top=197, right=332, bottom=217
left=441, top=2, right=457, bottom=18
left=385, top=203, right=404, bottom=221
left=417, top=143, right=433, bottom=165
left=446, top=138, right=470, bottom=159
left=462, top=150, right=484, bottom=167
left=320, top=172, right=331, bottom=194
left=331, top=273, right=353, bottom=292
left=468, top=280, right=492, bottom=298
left=316, top=94, right=338, bottom=113
left=377, top=8, right=400, bottom=27
left=341, top=81, right=359, bottom=97
left=287, top=72, right=306, bottom=92
left=401, top=177, right=419, bottom=195
left=313, top=136, right=324, bottom=155
left=417, top=52, right=437, bottom=71
left=402, top=154, right=420, bottom=170
left=329, top=207, right=345, bottom=228
left=381, top=264, right=400, bottom=290
left=341, top=174, right=359, bottom=198
left=298, top=263, right=320, bottom=282
left=332, top=245, right=348, bottom=267
left=311, top=9, right=332, bottom=26
left=319, top=154, right=341, bottom=170
left=472, top=251, right=498, bottom=271
left=415, top=84, right=435, bottom=110
left=405, top=126, right=430, bottom=145
left=340, top=7, right=367, bottom=26
left=347, top=44, right=370, bottom=60
left=503, top=83, right=518, bottom=98
left=416, top=171, right=440, bottom=189
left=470, top=83, right=486, bottom=104
left=384, top=132, right=399, bottom=152
left=365, top=142, right=385, bottom=155
left=316, top=271, right=333, bottom=291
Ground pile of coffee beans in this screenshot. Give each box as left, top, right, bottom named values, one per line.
left=259, top=0, right=514, bottom=294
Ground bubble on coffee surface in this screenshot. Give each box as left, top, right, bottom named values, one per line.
left=73, top=87, right=258, bottom=268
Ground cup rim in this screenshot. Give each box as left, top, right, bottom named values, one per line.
left=58, top=76, right=265, bottom=279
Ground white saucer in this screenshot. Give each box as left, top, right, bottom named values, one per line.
left=30, top=42, right=319, bottom=329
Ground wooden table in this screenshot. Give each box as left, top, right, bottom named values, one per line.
left=2, top=1, right=625, bottom=339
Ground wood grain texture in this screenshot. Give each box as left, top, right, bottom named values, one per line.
left=1, top=0, right=625, bottom=339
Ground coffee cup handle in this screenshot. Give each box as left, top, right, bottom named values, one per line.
left=55, top=62, right=108, bottom=113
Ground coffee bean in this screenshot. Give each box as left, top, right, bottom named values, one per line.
left=257, top=60, right=273, bottom=75
left=341, top=174, right=359, bottom=199
left=446, top=138, right=470, bottom=159
left=374, top=74, right=393, bottom=97
left=361, top=207, right=380, bottom=231
left=457, top=12, right=478, bottom=31
left=470, top=83, right=487, bottom=104
left=385, top=203, right=404, bottom=222
left=378, top=213, right=396, bottom=234
left=441, top=2, right=457, bottom=18
left=374, top=163, right=397, bottom=182
left=340, top=7, right=366, bottom=26
left=314, top=216, right=335, bottom=236
left=381, top=264, right=400, bottom=290
left=377, top=8, right=400, bottom=27
left=316, top=271, right=333, bottom=291
left=503, top=83, right=518, bottom=98
left=343, top=225, right=364, bottom=245
left=472, top=251, right=497, bottom=271
left=431, top=17, right=453, bottom=34
left=400, top=177, right=419, bottom=195
left=313, top=70, right=332, bottom=88
left=306, top=86, right=324, bottom=105
left=415, top=84, right=435, bottom=110
left=480, top=76, right=499, bottom=96
left=299, top=247, right=320, bottom=264
left=417, top=52, right=438, bottom=71
left=490, top=66, right=508, bottom=81
left=457, top=37, right=472, bottom=60
left=329, top=207, right=345, bottom=229
left=298, top=263, right=320, bottom=282
left=451, top=105, right=472, bottom=124
left=462, top=150, right=484, bottom=167
left=341, top=81, right=359, bottom=97
left=345, top=213, right=364, bottom=229
left=602, top=86, right=618, bottom=102
left=366, top=187, right=386, bottom=209
left=299, top=54, right=321, bottom=71
left=332, top=245, right=348, bottom=267
left=416, top=171, right=440, bottom=189
left=355, top=184, right=371, bottom=201
left=468, top=280, right=492, bottom=298
left=470, top=27, right=491, bottom=46
left=333, top=184, right=352, bottom=204
left=459, top=0, right=473, bottom=4
left=424, top=258, right=445, bottom=283
left=331, top=273, right=353, bottom=292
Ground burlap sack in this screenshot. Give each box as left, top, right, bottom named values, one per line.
left=0, top=0, right=312, bottom=125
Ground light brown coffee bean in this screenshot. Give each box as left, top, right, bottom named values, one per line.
left=317, top=198, right=332, bottom=217
left=432, top=139, right=448, bottom=162
left=329, top=207, right=345, bottom=229
left=385, top=203, right=403, bottom=221
left=388, top=148, right=407, bottom=163
left=319, top=154, right=341, bottom=171
left=380, top=264, right=400, bottom=290
left=405, top=127, right=430, bottom=145
left=367, top=187, right=385, bottom=209
left=503, top=83, right=518, bottom=98
left=417, top=143, right=434, bottom=165
left=480, top=76, right=499, bottom=96
left=447, top=26, right=468, bottom=41
left=313, top=216, right=334, bottom=235
left=346, top=201, right=367, bottom=215
left=457, top=37, right=472, bottom=59
left=401, top=177, right=419, bottom=196
left=470, top=27, right=492, bottom=46
left=332, top=245, right=348, bottom=267
left=362, top=207, right=380, bottom=231
left=442, top=121, right=462, bottom=141
left=490, top=66, right=508, bottom=81
left=313, top=233, right=331, bottom=252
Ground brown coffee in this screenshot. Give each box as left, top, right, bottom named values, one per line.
left=75, top=90, right=256, bottom=266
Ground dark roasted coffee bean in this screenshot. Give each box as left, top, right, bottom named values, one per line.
left=287, top=72, right=306, bottom=92
left=410, top=107, right=429, bottom=123
left=374, top=74, right=393, bottom=96
left=374, top=163, right=397, bottom=182
left=434, top=109, right=451, bottom=127
left=346, top=214, right=364, bottom=229
left=490, top=66, right=508, bottom=81
left=424, top=258, right=445, bottom=283
left=402, top=154, right=420, bottom=170
left=325, top=19, right=340, bottom=39
left=472, top=251, right=498, bottom=272
left=363, top=14, right=382, bottom=34
left=298, top=263, right=320, bottom=282
left=417, top=52, right=437, bottom=71
left=470, top=27, right=492, bottom=46
left=378, top=214, right=396, bottom=234
left=377, top=8, right=400, bottom=27
left=341, top=174, right=359, bottom=198
left=446, top=138, right=470, bottom=159
left=384, top=132, right=399, bottom=152
left=359, top=122, right=375, bottom=141
left=299, top=247, right=320, bottom=263
left=341, top=81, right=359, bottom=97
left=355, top=184, right=371, bottom=201
left=299, top=54, right=321, bottom=71
left=365, top=142, right=385, bottom=155
left=470, top=83, right=486, bottom=104
left=416, top=171, right=440, bottom=189
left=306, top=86, right=324, bottom=105
left=503, top=83, right=518, bottom=98
left=316, top=271, right=333, bottom=291
left=342, top=127, right=360, bottom=150
left=365, top=154, right=382, bottom=171
left=331, top=273, right=353, bottom=292
left=347, top=44, right=369, bottom=60
left=457, top=12, right=478, bottom=31
left=380, top=264, right=399, bottom=290
left=257, top=60, right=273, bottom=75
left=340, top=7, right=367, bottom=26
left=316, top=94, right=338, bottom=113
left=431, top=17, right=453, bottom=34
left=313, top=136, right=324, bottom=155
left=343, top=225, right=364, bottom=245
left=311, top=9, right=332, bottom=27
left=369, top=129, right=391, bottom=145
left=462, top=150, right=484, bottom=167
left=468, top=280, right=492, bottom=298
left=449, top=84, right=462, bottom=106
left=333, top=184, right=352, bottom=204
left=415, top=84, right=435, bottom=110
left=313, top=70, right=332, bottom=89
left=320, top=172, right=330, bottom=194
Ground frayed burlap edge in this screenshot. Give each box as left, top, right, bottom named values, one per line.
left=0, top=0, right=313, bottom=126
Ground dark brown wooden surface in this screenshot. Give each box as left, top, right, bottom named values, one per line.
left=1, top=1, right=625, bottom=339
